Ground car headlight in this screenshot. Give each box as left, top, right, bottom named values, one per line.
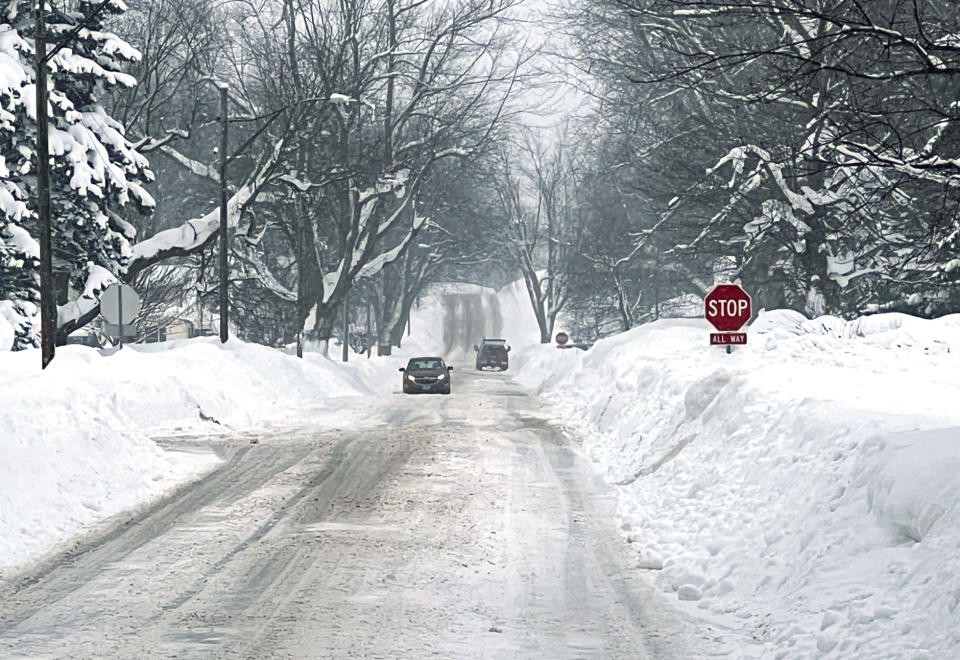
left=438, top=372, right=446, bottom=381
left=407, top=374, right=416, bottom=382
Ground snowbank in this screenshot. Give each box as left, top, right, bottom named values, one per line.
left=0, top=337, right=373, bottom=573
left=512, top=310, right=960, bottom=658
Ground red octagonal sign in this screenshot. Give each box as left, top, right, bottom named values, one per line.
left=704, top=284, right=752, bottom=332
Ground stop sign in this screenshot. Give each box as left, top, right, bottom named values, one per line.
left=704, top=284, right=752, bottom=332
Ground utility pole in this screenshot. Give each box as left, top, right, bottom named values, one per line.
left=35, top=0, right=55, bottom=369
left=296, top=212, right=304, bottom=359
left=366, top=296, right=372, bottom=359
left=218, top=85, right=229, bottom=343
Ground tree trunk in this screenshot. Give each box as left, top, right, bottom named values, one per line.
left=546, top=306, right=561, bottom=342
left=371, top=275, right=391, bottom=356
left=612, top=270, right=632, bottom=331
left=521, top=269, right=550, bottom=343
left=366, top=296, right=372, bottom=358
left=388, top=293, right=414, bottom=348
left=388, top=320, right=405, bottom=349
left=313, top=304, right=335, bottom=357
left=797, top=216, right=838, bottom=315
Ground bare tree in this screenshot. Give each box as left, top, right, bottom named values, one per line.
left=564, top=0, right=960, bottom=318
left=490, top=128, right=582, bottom=343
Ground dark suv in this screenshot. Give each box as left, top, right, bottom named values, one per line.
left=474, top=338, right=510, bottom=371
left=400, top=357, right=453, bottom=394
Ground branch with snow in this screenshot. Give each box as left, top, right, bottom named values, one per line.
left=355, top=214, right=428, bottom=281
left=56, top=136, right=289, bottom=338
left=128, top=137, right=286, bottom=271
left=56, top=266, right=117, bottom=328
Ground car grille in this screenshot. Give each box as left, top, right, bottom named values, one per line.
left=415, top=377, right=439, bottom=385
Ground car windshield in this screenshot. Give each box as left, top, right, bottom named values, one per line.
left=408, top=358, right=444, bottom=370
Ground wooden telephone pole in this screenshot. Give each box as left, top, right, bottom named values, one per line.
left=218, top=85, right=229, bottom=343
left=35, top=0, right=55, bottom=368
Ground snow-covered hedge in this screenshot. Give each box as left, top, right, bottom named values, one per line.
left=512, top=310, right=960, bottom=658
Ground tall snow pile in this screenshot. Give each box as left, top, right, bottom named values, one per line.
left=512, top=310, right=960, bottom=658
left=0, top=337, right=372, bottom=573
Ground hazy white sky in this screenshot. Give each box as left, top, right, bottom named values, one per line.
left=510, top=0, right=594, bottom=144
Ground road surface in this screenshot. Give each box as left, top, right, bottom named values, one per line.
left=0, top=368, right=693, bottom=658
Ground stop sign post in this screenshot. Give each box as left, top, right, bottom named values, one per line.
left=704, top=284, right=751, bottom=347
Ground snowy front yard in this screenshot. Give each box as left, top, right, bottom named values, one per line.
left=513, top=311, right=960, bottom=658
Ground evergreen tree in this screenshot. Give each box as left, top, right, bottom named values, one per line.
left=0, top=0, right=153, bottom=349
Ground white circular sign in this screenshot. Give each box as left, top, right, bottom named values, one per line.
left=99, top=283, right=141, bottom=325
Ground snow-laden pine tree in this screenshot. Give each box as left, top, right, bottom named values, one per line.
left=0, top=0, right=154, bottom=349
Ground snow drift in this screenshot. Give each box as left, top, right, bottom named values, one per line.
left=512, top=309, right=960, bottom=658
left=0, top=337, right=373, bottom=573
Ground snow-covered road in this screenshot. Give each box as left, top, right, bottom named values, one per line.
left=0, top=368, right=693, bottom=658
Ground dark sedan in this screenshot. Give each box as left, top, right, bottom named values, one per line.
left=400, top=357, right=453, bottom=394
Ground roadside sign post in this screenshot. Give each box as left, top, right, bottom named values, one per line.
left=99, top=283, right=141, bottom=349
left=704, top=284, right=752, bottom=352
